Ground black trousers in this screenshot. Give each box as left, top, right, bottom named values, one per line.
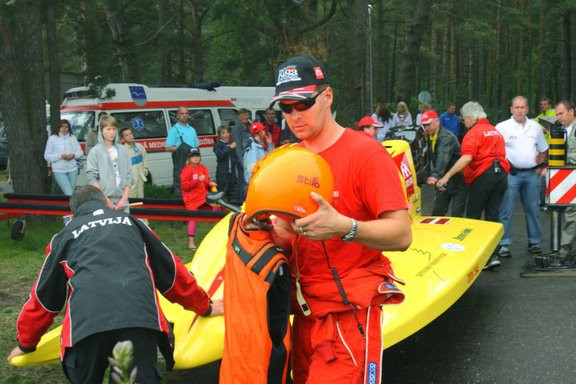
left=62, top=328, right=162, bottom=384
left=466, top=167, right=508, bottom=222
left=432, top=173, right=468, bottom=217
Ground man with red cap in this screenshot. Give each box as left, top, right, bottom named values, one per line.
left=354, top=116, right=382, bottom=139
left=421, top=109, right=467, bottom=217
left=269, top=54, right=412, bottom=384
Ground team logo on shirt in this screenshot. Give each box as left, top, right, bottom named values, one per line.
left=296, top=175, right=320, bottom=188
left=71, top=216, right=132, bottom=239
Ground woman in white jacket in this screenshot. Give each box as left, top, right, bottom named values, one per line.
left=44, top=119, right=84, bottom=195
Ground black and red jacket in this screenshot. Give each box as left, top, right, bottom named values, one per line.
left=15, top=200, right=211, bottom=364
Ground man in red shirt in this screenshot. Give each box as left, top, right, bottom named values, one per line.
left=270, top=54, right=412, bottom=384
left=263, top=107, right=282, bottom=147
left=436, top=101, right=509, bottom=270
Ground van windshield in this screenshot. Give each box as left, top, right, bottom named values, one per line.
left=61, top=111, right=95, bottom=141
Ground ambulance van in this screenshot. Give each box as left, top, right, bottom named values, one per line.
left=216, top=86, right=276, bottom=122
left=61, top=83, right=275, bottom=187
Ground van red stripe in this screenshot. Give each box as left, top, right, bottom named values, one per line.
left=61, top=99, right=235, bottom=112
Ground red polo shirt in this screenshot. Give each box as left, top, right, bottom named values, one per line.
left=461, top=118, right=509, bottom=185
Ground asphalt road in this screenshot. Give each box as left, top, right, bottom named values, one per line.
left=383, top=186, right=576, bottom=384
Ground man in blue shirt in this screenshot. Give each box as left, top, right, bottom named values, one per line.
left=439, top=103, right=461, bottom=139
left=165, top=106, right=200, bottom=199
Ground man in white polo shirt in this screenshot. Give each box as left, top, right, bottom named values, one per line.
left=495, top=96, right=548, bottom=258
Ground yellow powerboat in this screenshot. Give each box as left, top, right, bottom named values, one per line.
left=11, top=140, right=503, bottom=368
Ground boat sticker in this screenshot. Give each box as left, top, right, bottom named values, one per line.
left=419, top=217, right=450, bottom=224
left=453, top=228, right=473, bottom=241
left=441, top=243, right=466, bottom=252
left=466, top=263, right=481, bottom=284
left=416, top=253, right=447, bottom=277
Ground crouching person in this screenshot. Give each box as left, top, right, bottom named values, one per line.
left=7, top=185, right=223, bottom=384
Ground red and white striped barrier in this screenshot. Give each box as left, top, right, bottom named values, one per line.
left=547, top=167, right=576, bottom=206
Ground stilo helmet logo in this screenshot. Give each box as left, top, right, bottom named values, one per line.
left=296, top=175, right=320, bottom=188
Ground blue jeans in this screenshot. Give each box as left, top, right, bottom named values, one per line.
left=498, top=170, right=542, bottom=245
left=52, top=171, right=77, bottom=196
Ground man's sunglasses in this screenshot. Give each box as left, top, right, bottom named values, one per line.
left=279, top=88, right=326, bottom=114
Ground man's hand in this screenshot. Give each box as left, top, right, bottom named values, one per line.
left=114, top=197, right=127, bottom=211
left=435, top=176, right=449, bottom=189
left=7, top=346, right=26, bottom=364
left=209, top=298, right=224, bottom=316
left=292, top=192, right=349, bottom=241
left=270, top=216, right=294, bottom=253
left=427, top=176, right=438, bottom=185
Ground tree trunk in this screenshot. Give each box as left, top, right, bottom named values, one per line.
left=190, top=0, right=204, bottom=83
left=0, top=0, right=50, bottom=195
left=102, top=0, right=141, bottom=82
left=341, top=0, right=369, bottom=118
left=158, top=0, right=169, bottom=83
left=571, top=9, right=576, bottom=98
left=537, top=0, right=547, bottom=99
left=477, top=42, right=485, bottom=104
left=397, top=0, right=432, bottom=102
left=45, top=0, right=61, bottom=127
left=76, top=0, right=101, bottom=83
left=176, top=0, right=186, bottom=83
left=389, top=21, right=399, bottom=102
left=561, top=9, right=571, bottom=98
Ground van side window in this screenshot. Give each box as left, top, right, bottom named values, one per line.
left=168, top=109, right=215, bottom=136
left=217, top=109, right=239, bottom=128
left=61, top=111, right=95, bottom=141
left=111, top=111, right=167, bottom=139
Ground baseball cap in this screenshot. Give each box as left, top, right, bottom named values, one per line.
left=420, top=110, right=438, bottom=125
left=250, top=122, right=267, bottom=136
left=270, top=55, right=330, bottom=104
left=188, top=147, right=201, bottom=157
left=356, top=116, right=383, bottom=128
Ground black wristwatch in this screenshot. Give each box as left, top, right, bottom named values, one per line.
left=340, top=218, right=358, bottom=242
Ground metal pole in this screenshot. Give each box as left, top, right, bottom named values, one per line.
left=551, top=209, right=561, bottom=253
left=367, top=4, right=373, bottom=113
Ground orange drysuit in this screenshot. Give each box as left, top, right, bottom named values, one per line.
left=220, top=213, right=291, bottom=384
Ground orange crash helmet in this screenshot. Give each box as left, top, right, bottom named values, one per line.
left=245, top=145, right=334, bottom=222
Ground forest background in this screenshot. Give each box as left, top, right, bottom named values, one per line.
left=1, top=0, right=576, bottom=194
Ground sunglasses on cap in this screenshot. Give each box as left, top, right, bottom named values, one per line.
left=279, top=88, right=326, bottom=114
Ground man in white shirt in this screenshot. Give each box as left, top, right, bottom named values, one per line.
left=495, top=96, right=548, bottom=258
left=555, top=100, right=576, bottom=259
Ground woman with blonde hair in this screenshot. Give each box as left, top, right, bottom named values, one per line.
left=391, top=101, right=413, bottom=128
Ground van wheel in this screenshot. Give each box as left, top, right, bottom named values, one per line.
left=11, top=219, right=25, bottom=241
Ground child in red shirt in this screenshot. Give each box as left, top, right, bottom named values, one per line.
left=180, top=147, right=216, bottom=250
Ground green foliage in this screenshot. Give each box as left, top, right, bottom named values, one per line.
left=109, top=341, right=137, bottom=384
left=143, top=184, right=172, bottom=199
